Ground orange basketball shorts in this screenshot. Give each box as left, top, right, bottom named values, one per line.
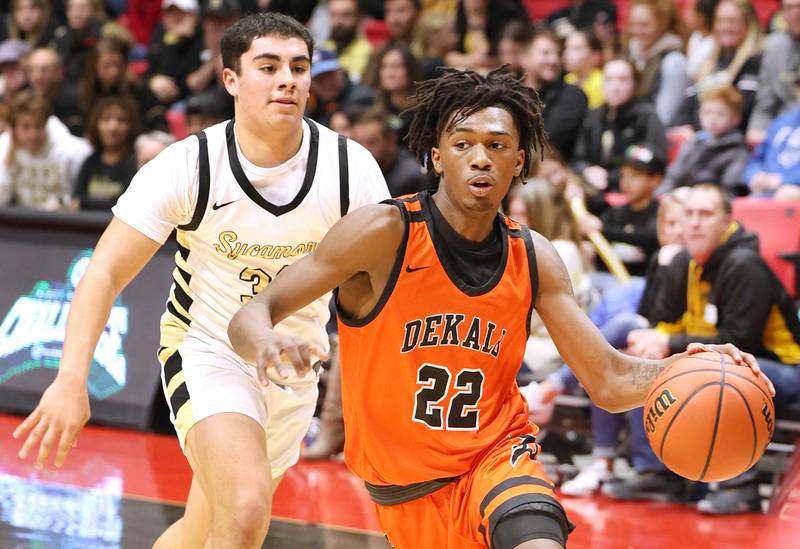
left=375, top=429, right=573, bottom=548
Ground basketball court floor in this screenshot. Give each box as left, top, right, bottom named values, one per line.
left=0, top=413, right=797, bottom=548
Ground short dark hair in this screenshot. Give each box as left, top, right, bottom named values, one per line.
left=692, top=183, right=733, bottom=214
left=405, top=67, right=547, bottom=180
left=221, top=13, right=314, bottom=74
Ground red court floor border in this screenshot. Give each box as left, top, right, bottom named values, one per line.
left=1, top=414, right=798, bottom=548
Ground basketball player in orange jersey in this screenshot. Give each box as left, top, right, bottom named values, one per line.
left=228, top=68, right=773, bottom=548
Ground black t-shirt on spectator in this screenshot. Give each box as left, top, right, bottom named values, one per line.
left=74, top=150, right=137, bottom=211
left=600, top=201, right=660, bottom=277
left=146, top=23, right=205, bottom=103
left=539, top=79, right=588, bottom=161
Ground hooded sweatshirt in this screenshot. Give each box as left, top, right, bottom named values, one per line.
left=653, top=223, right=800, bottom=364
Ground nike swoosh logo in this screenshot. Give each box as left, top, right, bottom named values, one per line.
left=212, top=199, right=238, bottom=210
left=405, top=265, right=431, bottom=273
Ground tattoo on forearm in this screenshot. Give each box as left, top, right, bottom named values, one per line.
left=631, top=362, right=663, bottom=389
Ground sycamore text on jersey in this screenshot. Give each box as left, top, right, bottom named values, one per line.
left=212, top=230, right=319, bottom=260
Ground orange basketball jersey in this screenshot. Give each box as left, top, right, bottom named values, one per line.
left=337, top=193, right=539, bottom=486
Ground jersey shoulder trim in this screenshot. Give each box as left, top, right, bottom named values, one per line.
left=336, top=199, right=410, bottom=328
left=224, top=118, right=320, bottom=216
left=177, top=131, right=210, bottom=231
left=509, top=224, right=539, bottom=338
left=338, top=134, right=350, bottom=217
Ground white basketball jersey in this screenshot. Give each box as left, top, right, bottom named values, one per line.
left=113, top=118, right=390, bottom=386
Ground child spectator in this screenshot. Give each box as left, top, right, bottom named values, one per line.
left=563, top=29, right=604, bottom=109
left=572, top=57, right=668, bottom=192
left=0, top=91, right=92, bottom=210
left=598, top=144, right=664, bottom=277
left=659, top=85, right=750, bottom=195
left=71, top=96, right=139, bottom=211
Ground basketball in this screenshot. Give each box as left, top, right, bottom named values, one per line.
left=644, top=351, right=775, bottom=482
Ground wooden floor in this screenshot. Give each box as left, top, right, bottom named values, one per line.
left=0, top=414, right=798, bottom=548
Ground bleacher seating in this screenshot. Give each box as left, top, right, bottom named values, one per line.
left=731, top=199, right=800, bottom=299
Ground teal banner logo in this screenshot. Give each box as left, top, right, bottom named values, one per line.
left=0, top=249, right=129, bottom=399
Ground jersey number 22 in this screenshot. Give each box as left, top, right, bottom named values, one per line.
left=412, top=363, right=484, bottom=430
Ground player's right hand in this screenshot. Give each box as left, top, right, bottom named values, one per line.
left=12, top=376, right=89, bottom=469
left=253, top=332, right=327, bottom=386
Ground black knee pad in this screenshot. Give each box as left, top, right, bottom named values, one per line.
left=491, top=499, right=574, bottom=548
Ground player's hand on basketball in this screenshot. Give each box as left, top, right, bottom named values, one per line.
left=685, top=342, right=775, bottom=397
left=12, top=375, right=90, bottom=469
left=254, top=332, right=328, bottom=386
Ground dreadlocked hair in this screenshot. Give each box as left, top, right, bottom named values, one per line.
left=405, top=67, right=548, bottom=180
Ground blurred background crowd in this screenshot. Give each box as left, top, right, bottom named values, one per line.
left=1, top=0, right=799, bottom=520
left=0, top=0, right=797, bottom=211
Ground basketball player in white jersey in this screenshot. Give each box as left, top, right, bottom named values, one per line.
left=12, top=13, right=389, bottom=548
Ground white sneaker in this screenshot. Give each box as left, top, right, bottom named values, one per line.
left=559, top=461, right=611, bottom=497
left=519, top=381, right=555, bottom=425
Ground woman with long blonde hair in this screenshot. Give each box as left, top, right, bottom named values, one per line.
left=670, top=0, right=763, bottom=135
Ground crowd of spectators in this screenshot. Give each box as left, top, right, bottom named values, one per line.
left=1, top=0, right=799, bottom=518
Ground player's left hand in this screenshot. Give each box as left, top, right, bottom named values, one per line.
left=254, top=333, right=328, bottom=386
left=686, top=342, right=775, bottom=397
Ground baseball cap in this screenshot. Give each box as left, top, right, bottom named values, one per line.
left=162, top=0, right=199, bottom=13
left=186, top=86, right=234, bottom=118
left=204, top=0, right=238, bottom=19
left=311, top=49, right=341, bottom=78
left=623, top=144, right=667, bottom=174
left=0, top=39, right=30, bottom=65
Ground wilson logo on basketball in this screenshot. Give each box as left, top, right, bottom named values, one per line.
left=762, top=401, right=774, bottom=436
left=645, top=388, right=678, bottom=434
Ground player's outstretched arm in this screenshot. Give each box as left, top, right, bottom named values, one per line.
left=531, top=232, right=768, bottom=412
left=13, top=218, right=161, bottom=468
left=229, top=203, right=404, bottom=385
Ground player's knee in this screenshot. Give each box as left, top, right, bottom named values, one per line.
left=211, top=481, right=272, bottom=540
